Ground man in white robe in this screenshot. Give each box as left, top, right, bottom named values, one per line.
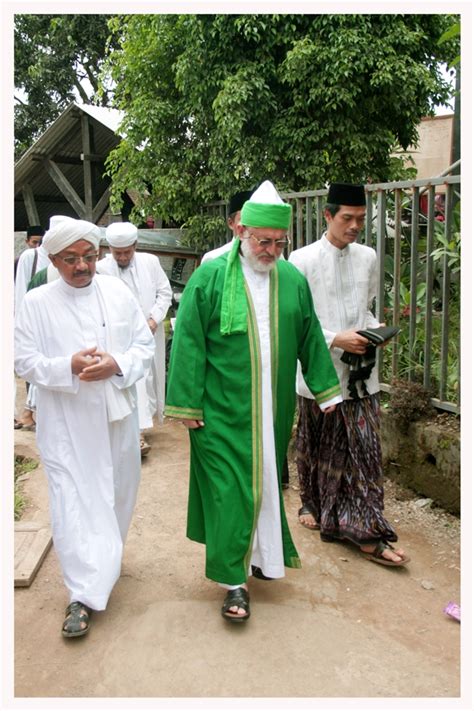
left=97, top=222, right=172, bottom=456
left=289, top=182, right=410, bottom=566
left=14, top=224, right=44, bottom=281
left=200, top=189, right=252, bottom=263
left=14, top=231, right=51, bottom=429
left=15, top=216, right=155, bottom=638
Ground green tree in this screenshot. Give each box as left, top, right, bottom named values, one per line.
left=103, top=14, right=458, bottom=226
left=14, top=14, right=116, bottom=159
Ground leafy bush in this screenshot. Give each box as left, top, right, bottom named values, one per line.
left=182, top=213, right=227, bottom=252
left=377, top=194, right=460, bottom=405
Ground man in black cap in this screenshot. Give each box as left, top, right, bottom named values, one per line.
left=289, top=183, right=410, bottom=566
left=200, top=190, right=253, bottom=263
left=14, top=225, right=44, bottom=280
left=14, top=225, right=45, bottom=429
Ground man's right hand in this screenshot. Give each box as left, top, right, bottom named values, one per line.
left=71, top=347, right=100, bottom=375
left=332, top=330, right=369, bottom=355
left=181, top=419, right=204, bottom=429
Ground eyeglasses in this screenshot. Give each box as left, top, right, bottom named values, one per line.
left=245, top=234, right=290, bottom=249
left=55, top=253, right=99, bottom=266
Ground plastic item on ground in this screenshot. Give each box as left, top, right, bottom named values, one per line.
left=443, top=602, right=460, bottom=622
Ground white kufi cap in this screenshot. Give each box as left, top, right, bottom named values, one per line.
left=105, top=222, right=138, bottom=248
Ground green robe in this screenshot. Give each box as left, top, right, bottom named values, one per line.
left=164, top=255, right=341, bottom=584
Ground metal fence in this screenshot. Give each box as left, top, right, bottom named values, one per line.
left=204, top=174, right=461, bottom=414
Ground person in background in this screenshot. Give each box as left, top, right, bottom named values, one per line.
left=14, top=224, right=49, bottom=429
left=289, top=182, right=410, bottom=567
left=14, top=225, right=44, bottom=280
left=97, top=222, right=172, bottom=456
left=165, top=180, right=341, bottom=622
left=200, top=189, right=252, bottom=264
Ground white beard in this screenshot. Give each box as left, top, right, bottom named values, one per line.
left=240, top=239, right=276, bottom=273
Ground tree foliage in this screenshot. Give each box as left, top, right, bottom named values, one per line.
left=102, top=14, right=457, bottom=225
left=14, top=14, right=116, bottom=158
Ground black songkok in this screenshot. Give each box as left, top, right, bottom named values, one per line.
left=26, top=225, right=45, bottom=238
left=228, top=190, right=253, bottom=217
left=327, top=183, right=366, bottom=207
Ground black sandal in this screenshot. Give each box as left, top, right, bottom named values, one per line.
left=62, top=601, right=91, bottom=638
left=221, top=587, right=250, bottom=622
left=361, top=540, right=410, bottom=567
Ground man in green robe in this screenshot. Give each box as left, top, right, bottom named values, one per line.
left=165, top=180, right=342, bottom=622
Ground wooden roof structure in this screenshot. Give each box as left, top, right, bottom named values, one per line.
left=14, top=103, right=129, bottom=231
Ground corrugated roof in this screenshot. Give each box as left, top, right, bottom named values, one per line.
left=15, top=102, right=124, bottom=231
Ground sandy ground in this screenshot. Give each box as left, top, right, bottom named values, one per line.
left=13, top=409, right=461, bottom=701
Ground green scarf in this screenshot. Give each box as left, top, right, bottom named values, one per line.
left=220, top=198, right=291, bottom=335
left=220, top=237, right=248, bottom=335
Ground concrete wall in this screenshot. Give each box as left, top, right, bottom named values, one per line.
left=380, top=411, right=460, bottom=515
left=402, top=114, right=454, bottom=182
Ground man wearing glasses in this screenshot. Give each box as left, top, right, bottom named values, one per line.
left=165, top=181, right=341, bottom=622
left=14, top=216, right=155, bottom=638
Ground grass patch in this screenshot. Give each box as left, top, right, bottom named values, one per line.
left=14, top=455, right=38, bottom=520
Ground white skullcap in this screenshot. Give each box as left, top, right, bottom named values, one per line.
left=42, top=215, right=101, bottom=255
left=105, top=222, right=138, bottom=247
left=248, top=180, right=286, bottom=205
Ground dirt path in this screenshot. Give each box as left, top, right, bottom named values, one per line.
left=14, top=417, right=460, bottom=699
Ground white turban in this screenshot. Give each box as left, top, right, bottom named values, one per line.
left=105, top=222, right=138, bottom=248
left=42, top=215, right=101, bottom=255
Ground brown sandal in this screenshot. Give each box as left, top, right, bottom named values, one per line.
left=362, top=540, right=410, bottom=567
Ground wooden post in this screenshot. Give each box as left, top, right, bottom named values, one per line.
left=81, top=113, right=94, bottom=221
left=21, top=184, right=40, bottom=225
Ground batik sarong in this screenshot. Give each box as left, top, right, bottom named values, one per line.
left=295, top=394, right=397, bottom=545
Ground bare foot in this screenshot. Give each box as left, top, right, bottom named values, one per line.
left=19, top=409, right=35, bottom=427
left=299, top=512, right=318, bottom=530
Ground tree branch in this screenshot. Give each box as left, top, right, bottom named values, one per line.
left=73, top=77, right=91, bottom=104
left=84, top=62, right=99, bottom=93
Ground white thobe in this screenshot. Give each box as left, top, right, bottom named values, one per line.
left=201, top=240, right=234, bottom=264
left=241, top=259, right=285, bottom=580
left=97, top=253, right=172, bottom=429
left=24, top=264, right=60, bottom=413
left=14, top=245, right=50, bottom=312
left=14, top=275, right=155, bottom=610
left=15, top=245, right=51, bottom=416
left=289, top=233, right=381, bottom=401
